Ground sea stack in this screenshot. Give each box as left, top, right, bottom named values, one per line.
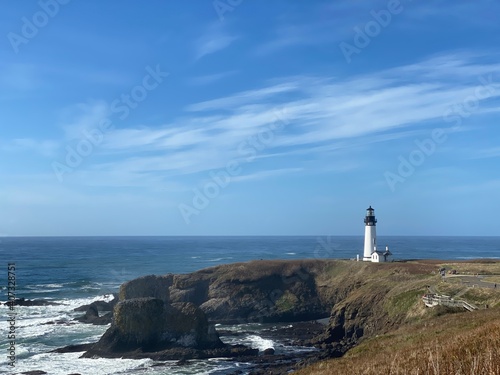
left=363, top=206, right=377, bottom=261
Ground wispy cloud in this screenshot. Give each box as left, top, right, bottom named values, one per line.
left=185, top=82, right=298, bottom=112
left=231, top=168, right=303, bottom=183
left=59, top=101, right=110, bottom=139
left=188, top=70, right=238, bottom=85
left=405, top=2, right=500, bottom=29
left=447, top=179, right=500, bottom=194
left=194, top=24, right=238, bottom=60
left=0, top=63, right=41, bottom=91
left=466, top=147, right=500, bottom=160
left=252, top=1, right=374, bottom=57
left=50, top=53, right=500, bottom=187
left=0, top=138, right=59, bottom=157
left=253, top=23, right=336, bottom=56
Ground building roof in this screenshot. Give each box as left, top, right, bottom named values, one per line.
left=372, top=250, right=392, bottom=256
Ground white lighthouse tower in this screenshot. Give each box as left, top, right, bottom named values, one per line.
left=363, top=206, right=377, bottom=261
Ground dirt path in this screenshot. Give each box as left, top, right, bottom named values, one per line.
left=444, top=275, right=499, bottom=289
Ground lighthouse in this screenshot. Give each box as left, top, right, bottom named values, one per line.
left=363, top=206, right=377, bottom=261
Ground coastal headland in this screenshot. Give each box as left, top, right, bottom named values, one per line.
left=72, top=258, right=500, bottom=374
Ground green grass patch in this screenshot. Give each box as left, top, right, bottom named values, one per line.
left=462, top=288, right=497, bottom=304
left=275, top=290, right=299, bottom=312
left=435, top=282, right=465, bottom=297
left=385, top=289, right=425, bottom=318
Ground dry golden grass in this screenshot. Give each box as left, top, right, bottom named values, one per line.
left=206, top=259, right=500, bottom=375
left=293, top=260, right=500, bottom=375
left=484, top=276, right=500, bottom=283
left=211, top=259, right=335, bottom=282
left=439, top=261, right=500, bottom=275
left=296, top=306, right=500, bottom=375
left=435, top=279, right=500, bottom=308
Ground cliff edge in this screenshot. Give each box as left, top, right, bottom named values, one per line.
left=85, top=258, right=500, bottom=364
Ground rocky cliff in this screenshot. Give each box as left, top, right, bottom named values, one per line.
left=314, top=261, right=437, bottom=346
left=119, top=260, right=341, bottom=324
left=86, top=259, right=446, bottom=360
left=83, top=298, right=224, bottom=358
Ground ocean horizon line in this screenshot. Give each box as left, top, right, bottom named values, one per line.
left=1, top=234, right=499, bottom=238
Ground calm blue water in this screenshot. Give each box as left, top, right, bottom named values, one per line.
left=1, top=236, right=499, bottom=300
left=0, top=236, right=499, bottom=374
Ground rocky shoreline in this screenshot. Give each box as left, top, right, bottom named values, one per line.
left=55, top=260, right=403, bottom=366
left=52, top=320, right=347, bottom=375
left=16, top=259, right=500, bottom=374
left=43, top=258, right=484, bottom=374
left=218, top=320, right=354, bottom=375
left=55, top=259, right=368, bottom=373
left=84, top=261, right=336, bottom=361
left=68, top=297, right=344, bottom=367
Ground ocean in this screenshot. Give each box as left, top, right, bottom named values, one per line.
left=1, top=236, right=499, bottom=374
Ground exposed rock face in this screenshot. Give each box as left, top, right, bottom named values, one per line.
left=74, top=294, right=118, bottom=312
left=315, top=285, right=393, bottom=347
left=263, top=348, right=275, bottom=355
left=81, top=259, right=447, bottom=364
left=84, top=298, right=223, bottom=357
left=119, top=260, right=335, bottom=324
left=312, top=263, right=438, bottom=347
left=84, top=260, right=340, bottom=360
left=119, top=275, right=173, bottom=301
left=74, top=295, right=117, bottom=325
left=75, top=304, right=113, bottom=325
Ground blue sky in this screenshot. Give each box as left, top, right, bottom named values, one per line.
left=1, top=0, right=500, bottom=236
